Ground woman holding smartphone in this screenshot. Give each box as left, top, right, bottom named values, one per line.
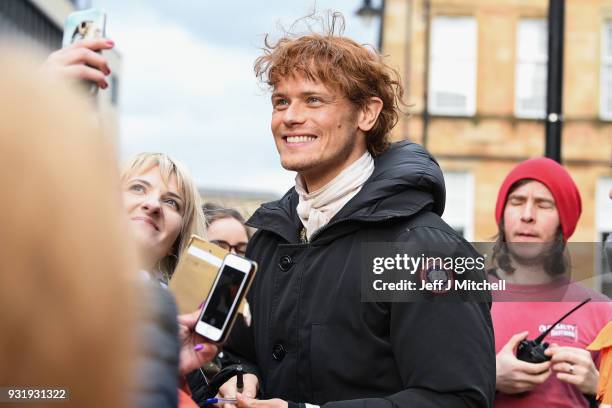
left=44, top=41, right=205, bottom=286
left=44, top=38, right=204, bottom=286
left=120, top=152, right=215, bottom=408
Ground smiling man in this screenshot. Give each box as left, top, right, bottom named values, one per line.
left=488, top=158, right=612, bottom=407
left=216, top=15, right=495, bottom=408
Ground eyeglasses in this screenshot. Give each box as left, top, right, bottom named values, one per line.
left=210, top=240, right=248, bottom=256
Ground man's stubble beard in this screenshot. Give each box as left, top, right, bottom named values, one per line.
left=507, top=242, right=555, bottom=269
left=280, top=135, right=358, bottom=179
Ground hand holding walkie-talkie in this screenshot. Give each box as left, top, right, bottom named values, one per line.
left=516, top=298, right=591, bottom=363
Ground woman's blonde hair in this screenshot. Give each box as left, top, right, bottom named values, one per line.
left=121, top=153, right=206, bottom=281
left=0, top=52, right=136, bottom=407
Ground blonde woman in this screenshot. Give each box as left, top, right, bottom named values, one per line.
left=121, top=153, right=206, bottom=284
left=120, top=153, right=215, bottom=406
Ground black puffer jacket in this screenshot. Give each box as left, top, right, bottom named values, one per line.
left=226, top=141, right=495, bottom=408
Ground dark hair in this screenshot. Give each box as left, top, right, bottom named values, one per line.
left=202, top=203, right=251, bottom=239
left=254, top=12, right=406, bottom=156
left=492, top=179, right=569, bottom=277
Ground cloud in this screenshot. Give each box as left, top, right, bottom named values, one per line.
left=105, top=7, right=282, bottom=193
left=118, top=24, right=256, bottom=100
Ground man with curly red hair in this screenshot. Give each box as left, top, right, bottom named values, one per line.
left=216, top=14, right=495, bottom=408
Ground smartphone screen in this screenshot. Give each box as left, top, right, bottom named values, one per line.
left=200, top=265, right=246, bottom=330
left=196, top=253, right=256, bottom=342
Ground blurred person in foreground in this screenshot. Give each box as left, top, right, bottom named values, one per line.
left=218, top=13, right=495, bottom=408
left=487, top=158, right=612, bottom=407
left=38, top=44, right=218, bottom=406
left=0, top=51, right=134, bottom=408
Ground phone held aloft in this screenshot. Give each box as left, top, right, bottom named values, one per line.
left=195, top=253, right=257, bottom=343
left=62, top=8, right=107, bottom=95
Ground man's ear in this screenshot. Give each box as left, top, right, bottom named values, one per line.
left=357, top=97, right=383, bottom=132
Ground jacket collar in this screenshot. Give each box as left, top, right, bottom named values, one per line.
left=247, top=141, right=446, bottom=243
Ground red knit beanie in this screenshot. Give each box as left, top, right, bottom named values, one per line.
left=495, top=158, right=582, bottom=241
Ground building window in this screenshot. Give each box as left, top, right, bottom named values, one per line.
left=428, top=16, right=477, bottom=116
left=515, top=19, right=547, bottom=119
left=0, top=0, right=62, bottom=50
left=441, top=171, right=475, bottom=240
left=596, top=177, right=612, bottom=297
left=600, top=21, right=612, bottom=120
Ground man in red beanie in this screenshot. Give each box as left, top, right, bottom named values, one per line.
left=488, top=158, right=612, bottom=408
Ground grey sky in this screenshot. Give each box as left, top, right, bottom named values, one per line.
left=91, top=0, right=381, bottom=196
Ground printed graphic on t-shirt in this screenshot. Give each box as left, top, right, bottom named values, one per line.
left=539, top=323, right=578, bottom=342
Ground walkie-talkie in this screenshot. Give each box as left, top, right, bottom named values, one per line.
left=516, top=298, right=591, bottom=363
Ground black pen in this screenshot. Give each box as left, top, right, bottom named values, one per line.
left=236, top=365, right=244, bottom=394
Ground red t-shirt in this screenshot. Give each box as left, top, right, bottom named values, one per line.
left=489, top=275, right=612, bottom=408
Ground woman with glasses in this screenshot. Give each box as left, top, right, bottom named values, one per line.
left=202, top=203, right=250, bottom=256
left=186, top=204, right=255, bottom=406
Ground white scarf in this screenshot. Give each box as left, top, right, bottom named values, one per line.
left=296, top=152, right=374, bottom=240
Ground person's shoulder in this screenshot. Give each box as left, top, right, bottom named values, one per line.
left=391, top=211, right=453, bottom=236
left=565, top=281, right=611, bottom=302
left=564, top=282, right=612, bottom=321
left=248, top=188, right=297, bottom=223
left=244, top=227, right=287, bottom=261
left=394, top=211, right=475, bottom=251
left=138, top=279, right=179, bottom=334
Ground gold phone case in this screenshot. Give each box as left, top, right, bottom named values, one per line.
left=169, top=235, right=228, bottom=314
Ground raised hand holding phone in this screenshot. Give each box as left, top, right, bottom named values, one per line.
left=62, top=9, right=108, bottom=94
left=42, top=9, right=112, bottom=91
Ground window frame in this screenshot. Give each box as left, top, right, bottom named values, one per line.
left=514, top=18, right=548, bottom=119
left=600, top=21, right=612, bottom=120
left=441, top=171, right=475, bottom=241
left=428, top=15, right=478, bottom=117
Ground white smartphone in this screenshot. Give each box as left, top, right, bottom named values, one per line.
left=195, top=253, right=257, bottom=343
